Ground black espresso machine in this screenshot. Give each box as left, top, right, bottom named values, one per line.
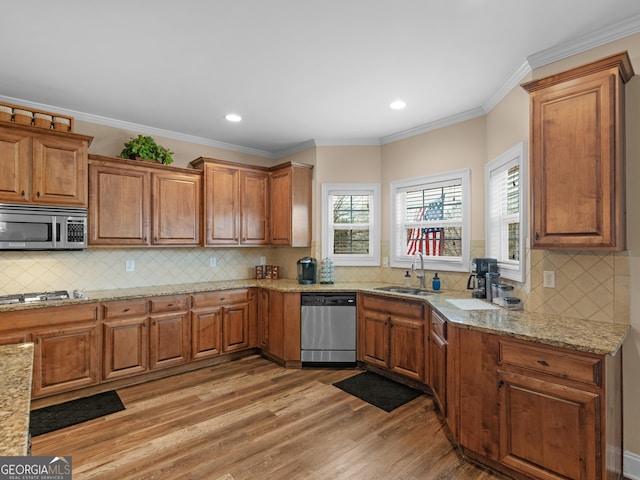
left=467, top=257, right=498, bottom=298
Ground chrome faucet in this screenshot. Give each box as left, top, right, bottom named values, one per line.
left=411, top=252, right=426, bottom=289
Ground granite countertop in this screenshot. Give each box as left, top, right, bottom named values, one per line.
left=0, top=343, right=34, bottom=456
left=0, top=279, right=629, bottom=356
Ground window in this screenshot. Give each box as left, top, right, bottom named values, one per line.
left=391, top=169, right=470, bottom=272
left=485, top=142, right=527, bottom=282
left=322, top=183, right=380, bottom=266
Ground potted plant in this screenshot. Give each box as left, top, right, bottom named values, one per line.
left=119, top=134, right=174, bottom=165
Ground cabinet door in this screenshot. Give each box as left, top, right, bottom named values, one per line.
left=32, top=323, right=99, bottom=397
left=191, top=307, right=222, bottom=360
left=429, top=330, right=447, bottom=415
left=204, top=163, right=239, bottom=245
left=89, top=163, right=150, bottom=245
left=361, top=309, right=390, bottom=369
left=149, top=311, right=190, bottom=370
left=528, top=70, right=622, bottom=250
left=222, top=303, right=250, bottom=353
left=32, top=135, right=88, bottom=206
left=152, top=172, right=202, bottom=245
left=240, top=169, right=269, bottom=245
left=0, top=128, right=30, bottom=203
left=389, top=316, right=424, bottom=381
left=103, top=316, right=149, bottom=380
left=269, top=168, right=291, bottom=245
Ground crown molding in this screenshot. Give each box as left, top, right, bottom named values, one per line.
left=380, top=107, right=486, bottom=145
left=0, top=94, right=277, bottom=159
left=482, top=61, right=533, bottom=113
left=527, top=12, right=640, bottom=69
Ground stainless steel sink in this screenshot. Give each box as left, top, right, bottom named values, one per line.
left=374, top=286, right=440, bottom=295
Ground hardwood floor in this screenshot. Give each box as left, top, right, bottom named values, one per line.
left=31, top=355, right=509, bottom=480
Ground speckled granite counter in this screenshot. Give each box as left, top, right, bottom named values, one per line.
left=0, top=279, right=628, bottom=356
left=0, top=343, right=33, bottom=456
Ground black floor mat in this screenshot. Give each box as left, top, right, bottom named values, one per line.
left=333, top=371, right=423, bottom=412
left=30, top=390, right=125, bottom=437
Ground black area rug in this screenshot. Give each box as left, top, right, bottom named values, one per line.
left=333, top=371, right=423, bottom=412
left=30, top=390, right=125, bottom=437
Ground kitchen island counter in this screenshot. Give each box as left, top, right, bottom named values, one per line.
left=0, top=343, right=34, bottom=456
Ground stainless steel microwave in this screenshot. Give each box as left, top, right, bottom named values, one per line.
left=0, top=203, right=87, bottom=250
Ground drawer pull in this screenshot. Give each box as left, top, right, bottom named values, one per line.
left=537, top=360, right=550, bottom=367
left=167, top=303, right=174, bottom=307
left=123, top=308, right=130, bottom=313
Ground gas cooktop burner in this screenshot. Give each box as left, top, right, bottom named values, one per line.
left=0, top=290, right=70, bottom=306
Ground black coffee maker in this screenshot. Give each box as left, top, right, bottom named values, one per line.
left=467, top=258, right=498, bottom=298
left=297, top=257, right=317, bottom=284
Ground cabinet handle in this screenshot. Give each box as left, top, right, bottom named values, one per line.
left=123, top=308, right=130, bottom=313
left=168, top=303, right=174, bottom=307
left=35, top=337, right=39, bottom=345
left=537, top=360, right=549, bottom=367
left=498, top=379, right=504, bottom=389
left=535, top=232, right=539, bottom=240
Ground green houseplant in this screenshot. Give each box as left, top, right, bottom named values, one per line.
left=119, top=134, right=174, bottom=165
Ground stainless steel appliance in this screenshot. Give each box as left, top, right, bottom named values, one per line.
left=466, top=257, right=498, bottom=298
left=297, top=257, right=317, bottom=284
left=0, top=290, right=71, bottom=306
left=301, top=293, right=356, bottom=366
left=0, top=203, right=87, bottom=250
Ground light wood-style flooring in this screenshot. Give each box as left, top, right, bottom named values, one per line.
left=31, top=355, right=509, bottom=480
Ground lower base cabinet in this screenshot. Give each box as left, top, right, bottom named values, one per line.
left=263, top=289, right=301, bottom=365
left=359, top=294, right=426, bottom=382
left=456, top=327, right=622, bottom=480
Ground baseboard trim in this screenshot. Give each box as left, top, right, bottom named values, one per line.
left=626, top=450, right=640, bottom=480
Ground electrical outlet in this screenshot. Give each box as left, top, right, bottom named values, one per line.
left=259, top=256, right=266, bottom=265
left=383, top=257, right=389, bottom=268
left=209, top=256, right=217, bottom=267
left=543, top=270, right=556, bottom=288
left=125, top=260, right=135, bottom=272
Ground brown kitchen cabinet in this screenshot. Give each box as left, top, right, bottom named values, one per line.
left=358, top=294, right=426, bottom=382
left=190, top=289, right=254, bottom=360
left=189, top=158, right=269, bottom=246
left=89, top=155, right=202, bottom=246
left=522, top=52, right=633, bottom=250
left=102, top=295, right=190, bottom=380
left=269, top=162, right=313, bottom=247
left=0, top=303, right=101, bottom=398
left=263, top=289, right=301, bottom=366
left=428, top=308, right=447, bottom=416
left=455, top=327, right=622, bottom=480
left=0, top=123, right=92, bottom=207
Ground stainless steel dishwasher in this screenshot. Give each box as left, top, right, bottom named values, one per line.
left=300, top=293, right=356, bottom=367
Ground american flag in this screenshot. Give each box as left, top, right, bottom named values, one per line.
left=406, top=197, right=444, bottom=256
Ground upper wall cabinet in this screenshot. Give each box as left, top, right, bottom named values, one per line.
left=0, top=123, right=93, bottom=207
left=522, top=52, right=634, bottom=250
left=190, top=158, right=312, bottom=247
left=89, top=155, right=202, bottom=246
left=270, top=162, right=313, bottom=247
left=190, top=158, right=270, bottom=246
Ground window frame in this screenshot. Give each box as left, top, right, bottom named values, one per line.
left=485, top=141, right=527, bottom=283
left=321, top=183, right=381, bottom=266
left=390, top=169, right=471, bottom=272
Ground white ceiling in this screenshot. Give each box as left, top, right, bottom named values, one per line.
left=2, top=1, right=640, bottom=158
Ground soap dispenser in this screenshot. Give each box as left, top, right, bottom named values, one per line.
left=432, top=273, right=440, bottom=291
left=404, top=271, right=411, bottom=286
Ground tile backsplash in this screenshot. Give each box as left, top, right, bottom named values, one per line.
left=1, top=241, right=628, bottom=324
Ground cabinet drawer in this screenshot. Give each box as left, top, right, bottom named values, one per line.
left=103, top=299, right=149, bottom=319
left=499, top=340, right=602, bottom=387
left=191, top=289, right=250, bottom=308
left=361, top=295, right=424, bottom=319
left=430, top=309, right=447, bottom=340
left=150, top=295, right=189, bottom=313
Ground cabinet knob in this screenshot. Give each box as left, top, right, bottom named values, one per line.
left=168, top=303, right=174, bottom=307
left=123, top=308, right=130, bottom=313
left=21, top=190, right=25, bottom=196
left=535, top=232, right=539, bottom=240
left=37, top=191, right=41, bottom=198
left=498, top=379, right=504, bottom=389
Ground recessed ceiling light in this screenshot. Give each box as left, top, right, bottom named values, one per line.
left=390, top=100, right=407, bottom=110
left=225, top=113, right=242, bottom=122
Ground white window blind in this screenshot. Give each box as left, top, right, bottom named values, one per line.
left=485, top=142, right=526, bottom=282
